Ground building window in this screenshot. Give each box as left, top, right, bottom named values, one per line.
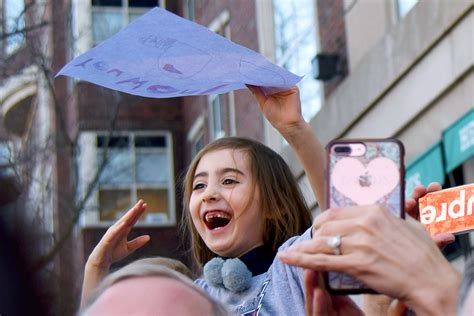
left=396, top=0, right=419, bottom=18
left=209, top=93, right=231, bottom=140
left=191, top=130, right=204, bottom=158
left=273, top=0, right=322, bottom=121
left=187, top=115, right=205, bottom=158
left=3, top=0, right=26, bottom=54
left=80, top=132, right=175, bottom=225
left=184, top=0, right=195, bottom=21
left=207, top=11, right=235, bottom=140
left=91, top=0, right=162, bottom=44
left=0, top=142, right=12, bottom=173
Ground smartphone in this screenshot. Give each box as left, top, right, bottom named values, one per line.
left=324, top=139, right=405, bottom=294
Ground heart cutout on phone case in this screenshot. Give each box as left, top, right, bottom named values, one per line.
left=331, top=157, right=399, bottom=205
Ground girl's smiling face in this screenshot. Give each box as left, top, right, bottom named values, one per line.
left=189, top=149, right=264, bottom=258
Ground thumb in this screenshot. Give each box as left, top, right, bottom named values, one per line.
left=433, top=232, right=455, bottom=250
left=387, top=299, right=409, bottom=316
left=304, top=269, right=330, bottom=316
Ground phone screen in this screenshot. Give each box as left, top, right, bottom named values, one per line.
left=325, top=139, right=404, bottom=293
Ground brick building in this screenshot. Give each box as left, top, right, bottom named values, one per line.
left=1, top=0, right=472, bottom=313
left=262, top=0, right=474, bottom=268
left=0, top=0, right=268, bottom=313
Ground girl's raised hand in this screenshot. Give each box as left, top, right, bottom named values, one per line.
left=247, top=84, right=325, bottom=207
left=247, top=85, right=304, bottom=134
left=81, top=200, right=150, bottom=306
left=86, top=200, right=151, bottom=269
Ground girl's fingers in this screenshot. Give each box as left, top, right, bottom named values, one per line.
left=100, top=201, right=147, bottom=247
left=246, top=84, right=268, bottom=107
left=101, top=220, right=129, bottom=245
left=114, top=200, right=146, bottom=227
left=126, top=202, right=147, bottom=227
left=127, top=235, right=151, bottom=253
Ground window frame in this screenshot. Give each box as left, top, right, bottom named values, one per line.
left=90, top=0, right=165, bottom=45
left=272, top=0, right=322, bottom=123
left=207, top=10, right=235, bottom=141
left=3, top=0, right=26, bottom=55
left=78, top=130, right=176, bottom=227
left=396, top=0, right=419, bottom=19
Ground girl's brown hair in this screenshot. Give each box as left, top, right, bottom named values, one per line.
left=182, top=137, right=312, bottom=266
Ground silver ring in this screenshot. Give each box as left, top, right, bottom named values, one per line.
left=327, top=235, right=342, bottom=255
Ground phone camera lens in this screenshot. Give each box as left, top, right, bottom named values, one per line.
left=334, top=146, right=351, bottom=154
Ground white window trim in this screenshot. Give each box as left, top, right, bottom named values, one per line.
left=72, top=0, right=166, bottom=56
left=187, top=115, right=205, bottom=157
left=187, top=114, right=204, bottom=142
left=207, top=10, right=235, bottom=140
left=259, top=0, right=322, bottom=151
left=78, top=131, right=176, bottom=228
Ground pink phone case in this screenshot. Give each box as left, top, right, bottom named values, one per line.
left=324, top=139, right=405, bottom=294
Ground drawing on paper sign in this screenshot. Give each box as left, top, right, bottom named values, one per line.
left=140, top=35, right=212, bottom=79
left=56, top=7, right=303, bottom=98
left=239, top=59, right=286, bottom=86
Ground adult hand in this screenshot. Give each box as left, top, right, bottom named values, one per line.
left=405, top=182, right=455, bottom=249
left=279, top=205, right=461, bottom=316
left=304, top=269, right=363, bottom=316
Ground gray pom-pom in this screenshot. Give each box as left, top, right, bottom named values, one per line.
left=221, top=258, right=252, bottom=292
left=203, top=257, right=225, bottom=287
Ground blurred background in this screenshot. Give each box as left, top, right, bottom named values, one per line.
left=0, top=0, right=472, bottom=314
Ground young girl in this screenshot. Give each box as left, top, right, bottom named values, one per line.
left=81, top=86, right=327, bottom=314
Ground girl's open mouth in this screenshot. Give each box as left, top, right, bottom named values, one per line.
left=204, top=211, right=231, bottom=230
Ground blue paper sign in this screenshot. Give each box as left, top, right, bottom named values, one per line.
left=57, top=7, right=302, bottom=98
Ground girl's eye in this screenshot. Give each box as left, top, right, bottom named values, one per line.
left=222, top=178, right=239, bottom=185
left=193, top=183, right=205, bottom=190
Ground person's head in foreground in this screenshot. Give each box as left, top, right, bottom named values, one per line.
left=79, top=259, right=231, bottom=316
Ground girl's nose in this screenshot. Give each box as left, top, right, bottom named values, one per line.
left=202, top=186, right=220, bottom=203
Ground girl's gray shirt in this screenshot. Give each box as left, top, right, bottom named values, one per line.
left=195, top=228, right=311, bottom=315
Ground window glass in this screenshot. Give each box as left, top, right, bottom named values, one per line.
left=92, top=9, right=123, bottom=44
left=95, top=133, right=174, bottom=224
left=91, top=0, right=159, bottom=44
left=184, top=0, right=195, bottom=21
left=5, top=0, right=26, bottom=54
left=136, top=152, right=168, bottom=184
left=273, top=0, right=322, bottom=121
left=191, top=131, right=204, bottom=158
left=137, top=188, right=169, bottom=222
left=0, top=143, right=11, bottom=165
left=98, top=189, right=131, bottom=221
left=397, top=0, right=419, bottom=18
left=98, top=150, right=133, bottom=185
